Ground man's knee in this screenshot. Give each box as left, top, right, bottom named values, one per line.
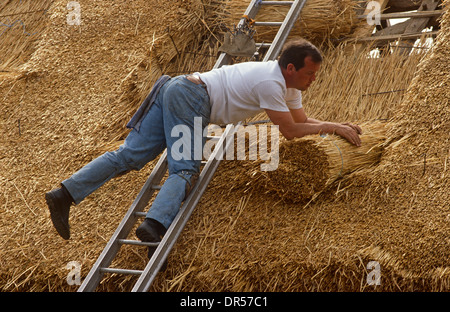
left=112, top=145, right=152, bottom=172
left=107, top=148, right=140, bottom=172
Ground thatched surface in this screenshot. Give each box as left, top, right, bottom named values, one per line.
left=226, top=122, right=387, bottom=205
left=0, top=0, right=448, bottom=292
left=0, top=0, right=53, bottom=71
left=1, top=0, right=219, bottom=291
left=224, top=0, right=363, bottom=45
left=353, top=0, right=450, bottom=287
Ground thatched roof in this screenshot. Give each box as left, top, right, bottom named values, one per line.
left=0, top=0, right=448, bottom=292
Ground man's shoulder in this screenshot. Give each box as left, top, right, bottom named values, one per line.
left=239, top=60, right=284, bottom=85
left=235, top=59, right=280, bottom=70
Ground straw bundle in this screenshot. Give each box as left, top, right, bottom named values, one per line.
left=241, top=121, right=386, bottom=204
left=223, top=0, right=363, bottom=45
left=0, top=0, right=53, bottom=71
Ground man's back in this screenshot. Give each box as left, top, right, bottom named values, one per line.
left=198, top=60, right=302, bottom=124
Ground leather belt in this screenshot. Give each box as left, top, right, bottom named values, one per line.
left=186, top=74, right=205, bottom=85
left=186, top=75, right=209, bottom=98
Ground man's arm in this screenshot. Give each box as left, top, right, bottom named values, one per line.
left=290, top=108, right=363, bottom=135
left=265, top=108, right=362, bottom=146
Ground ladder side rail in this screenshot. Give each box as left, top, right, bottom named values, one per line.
left=132, top=123, right=242, bottom=292
left=261, top=1, right=294, bottom=5
left=78, top=151, right=168, bottom=292
left=262, top=0, right=307, bottom=61
left=213, top=53, right=232, bottom=70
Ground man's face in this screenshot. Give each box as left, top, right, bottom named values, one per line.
left=291, top=56, right=321, bottom=91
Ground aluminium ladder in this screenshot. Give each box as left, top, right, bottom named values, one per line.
left=78, top=0, right=307, bottom=292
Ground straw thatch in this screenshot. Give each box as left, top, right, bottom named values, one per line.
left=0, top=0, right=53, bottom=72
left=224, top=0, right=363, bottom=46
left=239, top=122, right=387, bottom=204
left=0, top=0, right=448, bottom=292
left=95, top=0, right=229, bottom=142
left=0, top=0, right=235, bottom=292
left=351, top=0, right=450, bottom=289
left=248, top=39, right=427, bottom=124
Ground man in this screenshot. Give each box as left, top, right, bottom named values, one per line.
left=46, top=38, right=361, bottom=251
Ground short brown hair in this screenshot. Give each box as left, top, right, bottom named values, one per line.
left=278, top=39, right=322, bottom=70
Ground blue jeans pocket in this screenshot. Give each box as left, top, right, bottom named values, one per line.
left=164, top=77, right=211, bottom=123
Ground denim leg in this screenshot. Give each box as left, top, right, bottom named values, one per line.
left=163, top=78, right=210, bottom=176
left=144, top=172, right=192, bottom=228
left=62, top=92, right=167, bottom=205
left=146, top=76, right=210, bottom=228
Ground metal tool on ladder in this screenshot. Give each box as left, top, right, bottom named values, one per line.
left=78, top=0, right=307, bottom=292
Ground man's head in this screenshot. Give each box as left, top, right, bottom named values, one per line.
left=279, top=39, right=322, bottom=91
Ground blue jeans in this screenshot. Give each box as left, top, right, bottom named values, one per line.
left=62, top=76, right=211, bottom=229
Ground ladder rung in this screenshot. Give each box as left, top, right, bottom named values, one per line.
left=206, top=135, right=220, bottom=140
left=261, top=1, right=294, bottom=5
left=254, top=21, right=283, bottom=27
left=256, top=42, right=272, bottom=48
left=117, top=239, right=159, bottom=247
left=134, top=211, right=147, bottom=217
left=99, top=267, right=143, bottom=275
left=151, top=185, right=162, bottom=190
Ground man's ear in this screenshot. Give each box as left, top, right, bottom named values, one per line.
left=286, top=63, right=296, bottom=73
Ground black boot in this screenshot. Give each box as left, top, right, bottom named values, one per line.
left=136, top=218, right=168, bottom=271
left=135, top=218, right=166, bottom=242
left=45, top=185, right=73, bottom=240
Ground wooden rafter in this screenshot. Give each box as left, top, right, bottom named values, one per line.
left=350, top=0, right=442, bottom=54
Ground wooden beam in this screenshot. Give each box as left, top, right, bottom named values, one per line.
left=350, top=0, right=441, bottom=53
left=398, top=0, right=441, bottom=54
left=373, top=19, right=410, bottom=37
left=403, top=0, right=441, bottom=33
left=357, top=10, right=443, bottom=20
left=352, top=0, right=390, bottom=37
left=384, top=0, right=431, bottom=13
left=349, top=0, right=392, bottom=53
left=353, top=30, right=438, bottom=43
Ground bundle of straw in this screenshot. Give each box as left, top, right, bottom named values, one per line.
left=245, top=121, right=387, bottom=204
left=223, top=0, right=362, bottom=45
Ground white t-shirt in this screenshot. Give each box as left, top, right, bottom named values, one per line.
left=197, top=60, right=302, bottom=125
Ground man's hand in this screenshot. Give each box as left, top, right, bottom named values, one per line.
left=334, top=123, right=362, bottom=147
left=265, top=108, right=362, bottom=146
left=342, top=122, right=362, bottom=135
